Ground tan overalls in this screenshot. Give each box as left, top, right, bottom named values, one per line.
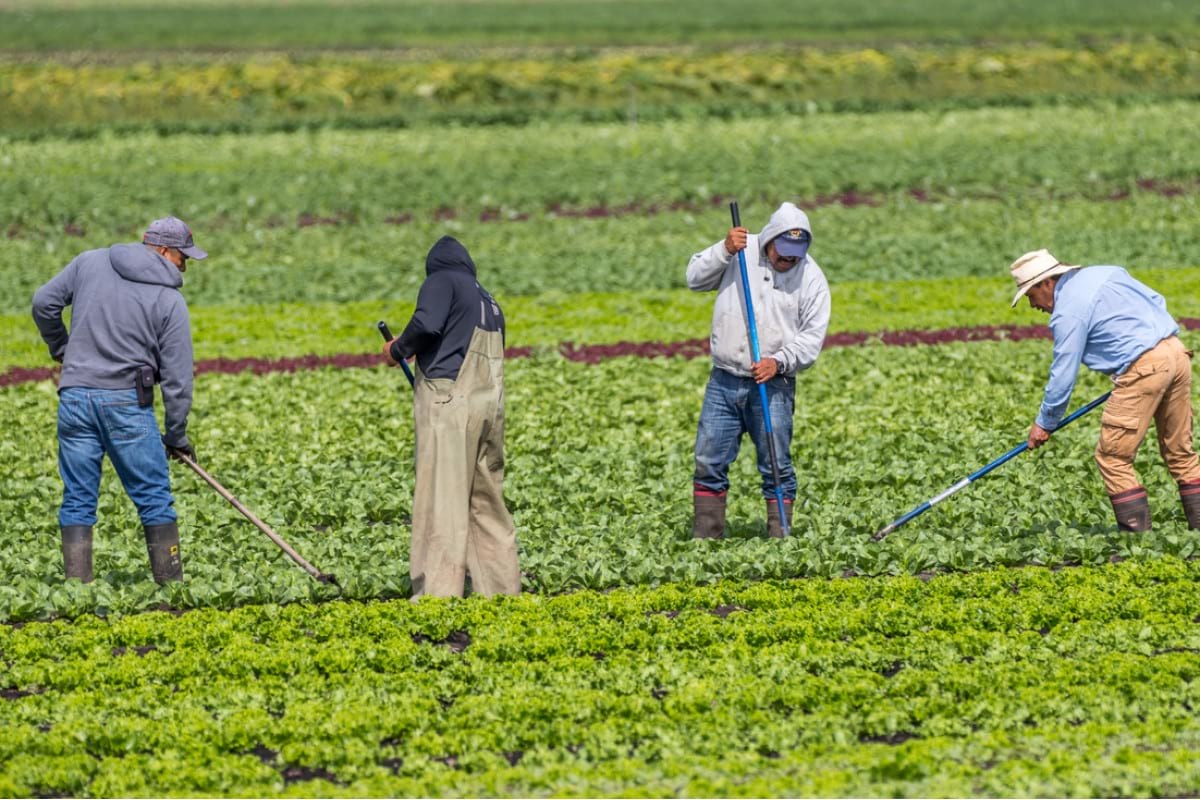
left=410, top=327, right=521, bottom=598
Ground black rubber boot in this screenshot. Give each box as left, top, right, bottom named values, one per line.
left=61, top=525, right=94, bottom=583
left=1110, top=487, right=1152, bottom=532
left=766, top=499, right=794, bottom=539
left=144, top=522, right=183, bottom=583
left=692, top=493, right=727, bottom=539
left=1179, top=481, right=1200, bottom=530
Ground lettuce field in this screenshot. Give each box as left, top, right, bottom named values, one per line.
left=2, top=0, right=1200, bottom=796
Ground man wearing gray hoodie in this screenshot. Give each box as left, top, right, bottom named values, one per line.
left=32, top=216, right=206, bottom=584
left=686, top=202, right=831, bottom=539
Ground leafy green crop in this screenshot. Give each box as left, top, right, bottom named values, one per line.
left=8, top=263, right=1200, bottom=373
left=3, top=0, right=1197, bottom=52
left=4, top=3, right=1200, bottom=797
left=4, top=38, right=1197, bottom=137
left=4, top=102, right=1200, bottom=240
left=3, top=191, right=1199, bottom=315
left=1, top=558, right=1199, bottom=796
left=3, top=338, right=1199, bottom=622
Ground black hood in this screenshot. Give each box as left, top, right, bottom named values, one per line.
left=425, top=236, right=477, bottom=277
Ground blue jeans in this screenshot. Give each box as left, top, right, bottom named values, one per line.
left=693, top=367, right=797, bottom=500
left=57, top=388, right=176, bottom=527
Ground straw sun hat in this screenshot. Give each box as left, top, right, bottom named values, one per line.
left=1009, top=249, right=1076, bottom=307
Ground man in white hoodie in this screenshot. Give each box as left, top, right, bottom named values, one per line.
left=686, top=202, right=831, bottom=538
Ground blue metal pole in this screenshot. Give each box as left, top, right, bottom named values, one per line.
left=730, top=202, right=790, bottom=537
left=871, top=391, right=1111, bottom=540
left=377, top=321, right=415, bottom=387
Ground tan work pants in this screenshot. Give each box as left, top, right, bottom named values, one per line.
left=1095, top=336, right=1200, bottom=495
left=410, top=328, right=521, bottom=598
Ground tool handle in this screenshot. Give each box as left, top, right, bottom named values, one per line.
left=378, top=320, right=416, bottom=386
left=174, top=451, right=326, bottom=580
left=731, top=200, right=787, bottom=535
left=872, top=390, right=1112, bottom=540
left=729, top=201, right=763, bottom=362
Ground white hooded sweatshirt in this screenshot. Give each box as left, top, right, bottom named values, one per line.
left=686, top=202, right=831, bottom=378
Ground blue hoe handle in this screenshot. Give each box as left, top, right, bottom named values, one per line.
left=871, top=391, right=1112, bottom=540
left=730, top=202, right=791, bottom=537
left=378, top=321, right=415, bottom=387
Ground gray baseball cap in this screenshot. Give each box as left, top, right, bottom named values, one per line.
left=142, top=216, right=208, bottom=260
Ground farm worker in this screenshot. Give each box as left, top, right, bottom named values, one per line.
left=32, top=216, right=205, bottom=584
left=686, top=202, right=831, bottom=538
left=1012, top=248, right=1200, bottom=531
left=381, top=235, right=521, bottom=598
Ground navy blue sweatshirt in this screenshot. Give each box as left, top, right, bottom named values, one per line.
left=390, top=237, right=504, bottom=380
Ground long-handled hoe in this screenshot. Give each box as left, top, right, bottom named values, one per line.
left=730, top=201, right=790, bottom=536
left=871, top=391, right=1111, bottom=540
left=173, top=451, right=339, bottom=585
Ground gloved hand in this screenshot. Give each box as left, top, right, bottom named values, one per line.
left=163, top=436, right=197, bottom=464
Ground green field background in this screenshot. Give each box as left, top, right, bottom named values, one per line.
left=2, top=1, right=1200, bottom=796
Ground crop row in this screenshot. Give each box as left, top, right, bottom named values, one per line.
left=5, top=338, right=1200, bottom=622
left=4, top=190, right=1199, bottom=314
left=5, top=102, right=1200, bottom=238
left=3, top=0, right=1195, bottom=52
left=2, top=557, right=1199, bottom=796
left=5, top=38, right=1197, bottom=136
left=13, top=317, right=1200, bottom=391
left=6, top=264, right=1200, bottom=373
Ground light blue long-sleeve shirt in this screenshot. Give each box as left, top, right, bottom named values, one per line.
left=1037, top=266, right=1178, bottom=430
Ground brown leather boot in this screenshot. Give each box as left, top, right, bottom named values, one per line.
left=692, top=492, right=726, bottom=539
left=144, top=522, right=184, bottom=583
left=1110, top=487, right=1151, bottom=532
left=766, top=499, right=794, bottom=539
left=1179, top=481, right=1200, bottom=530
left=61, top=525, right=93, bottom=583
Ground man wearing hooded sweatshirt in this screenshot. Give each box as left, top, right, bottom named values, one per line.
left=686, top=202, right=831, bottom=539
left=32, top=216, right=206, bottom=584
left=382, top=236, right=521, bottom=599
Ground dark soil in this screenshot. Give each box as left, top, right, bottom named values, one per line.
left=250, top=744, right=278, bottom=764
left=281, top=765, right=343, bottom=785
left=110, top=645, right=158, bottom=657
left=410, top=630, right=472, bottom=652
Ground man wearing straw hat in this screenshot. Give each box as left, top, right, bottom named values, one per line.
left=1010, top=248, right=1200, bottom=531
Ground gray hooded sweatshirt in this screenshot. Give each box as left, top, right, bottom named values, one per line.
left=686, top=202, right=831, bottom=378
left=32, top=244, right=193, bottom=448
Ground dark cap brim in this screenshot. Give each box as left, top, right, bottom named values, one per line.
left=773, top=236, right=809, bottom=259
left=180, top=245, right=208, bottom=260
